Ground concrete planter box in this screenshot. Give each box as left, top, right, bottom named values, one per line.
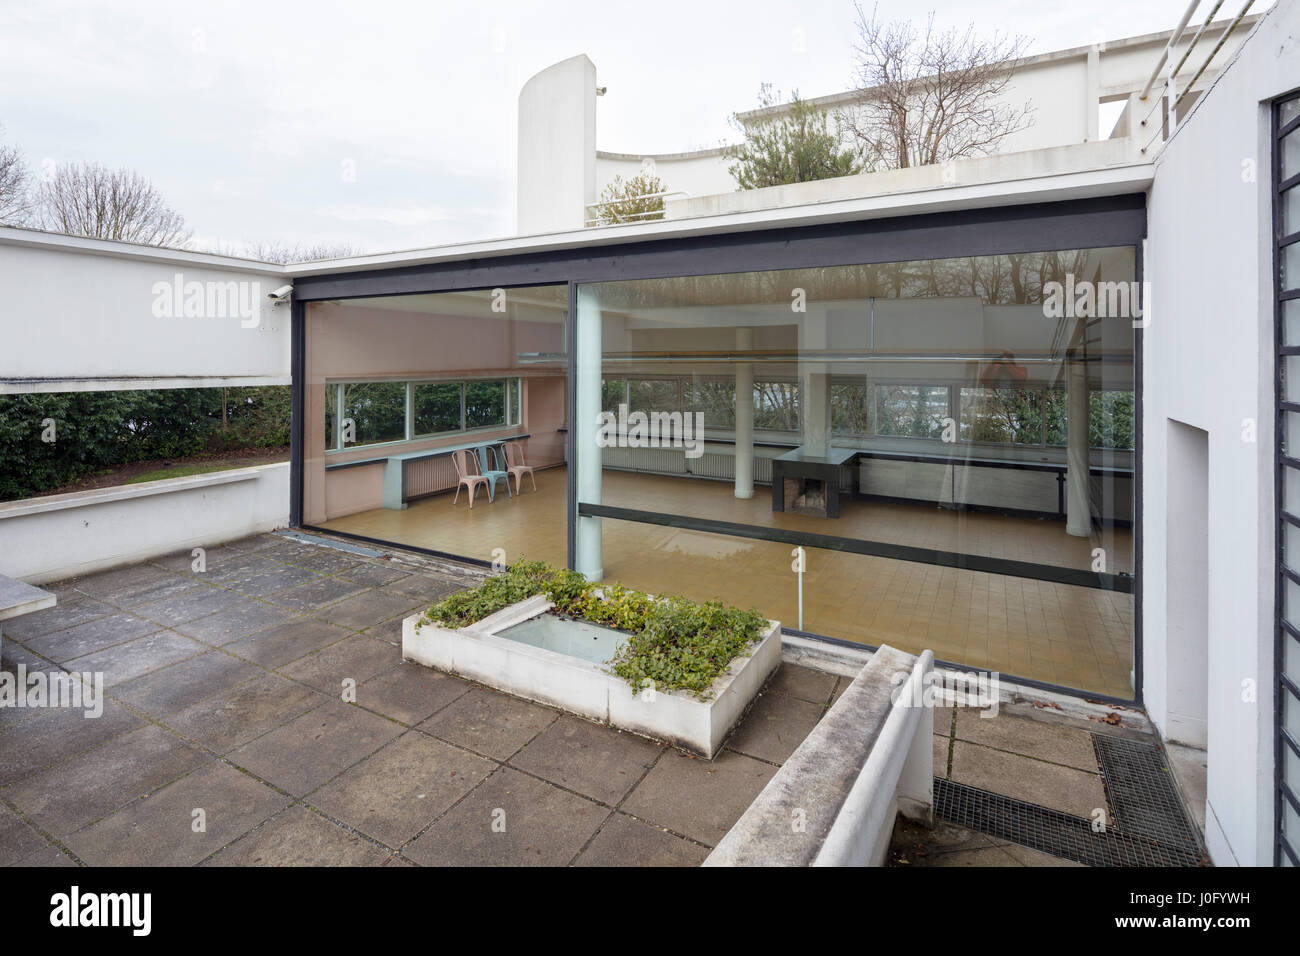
left=401, top=594, right=781, bottom=758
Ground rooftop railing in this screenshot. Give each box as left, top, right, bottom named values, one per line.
left=1137, top=0, right=1257, bottom=154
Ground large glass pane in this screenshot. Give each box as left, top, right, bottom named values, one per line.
left=576, top=247, right=1137, bottom=697
left=303, top=286, right=569, bottom=567
left=413, top=382, right=461, bottom=436
left=341, top=382, right=405, bottom=446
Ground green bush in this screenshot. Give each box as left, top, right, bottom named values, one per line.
left=420, top=562, right=769, bottom=698
left=0, top=385, right=290, bottom=500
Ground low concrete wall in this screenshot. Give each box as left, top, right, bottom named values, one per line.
left=0, top=462, right=289, bottom=584
left=704, top=644, right=934, bottom=867
left=403, top=595, right=782, bottom=757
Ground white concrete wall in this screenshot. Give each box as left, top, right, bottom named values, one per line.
left=595, top=150, right=737, bottom=203
left=0, top=229, right=289, bottom=393
left=0, top=463, right=289, bottom=584
left=517, top=55, right=597, bottom=235
left=1143, top=2, right=1296, bottom=867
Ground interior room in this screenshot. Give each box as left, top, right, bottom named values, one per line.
left=302, top=248, right=1137, bottom=698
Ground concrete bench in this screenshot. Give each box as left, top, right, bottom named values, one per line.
left=325, top=433, right=531, bottom=510
left=704, top=644, right=934, bottom=867
left=0, top=575, right=56, bottom=661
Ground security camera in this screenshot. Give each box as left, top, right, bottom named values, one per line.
left=267, top=284, right=293, bottom=302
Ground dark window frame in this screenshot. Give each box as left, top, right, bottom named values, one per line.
left=290, top=195, right=1146, bottom=703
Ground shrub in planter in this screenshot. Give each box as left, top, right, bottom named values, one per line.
left=421, top=562, right=768, bottom=699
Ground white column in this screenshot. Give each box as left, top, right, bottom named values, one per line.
left=575, top=287, right=604, bottom=580
left=801, top=310, right=830, bottom=458
left=803, top=373, right=831, bottom=457
left=1066, top=328, right=1091, bottom=537
left=734, top=327, right=754, bottom=499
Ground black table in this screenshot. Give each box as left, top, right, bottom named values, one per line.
left=771, top=446, right=859, bottom=519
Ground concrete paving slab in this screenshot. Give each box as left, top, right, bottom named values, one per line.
left=308, top=732, right=494, bottom=847
left=355, top=663, right=471, bottom=725
left=67, top=630, right=208, bottom=686
left=264, top=576, right=369, bottom=613
left=162, top=673, right=325, bottom=753
left=4, top=724, right=209, bottom=836
left=621, top=749, right=777, bottom=847
left=337, top=564, right=414, bottom=588
left=955, top=708, right=1100, bottom=771
left=172, top=600, right=296, bottom=645
left=418, top=687, right=557, bottom=760
left=278, top=634, right=400, bottom=696
left=112, top=650, right=262, bottom=716
left=23, top=612, right=162, bottom=663
left=510, top=715, right=664, bottom=804
left=63, top=761, right=291, bottom=866
left=573, top=812, right=709, bottom=867
left=224, top=618, right=352, bottom=669
left=950, top=741, right=1110, bottom=819
left=226, top=700, right=402, bottom=796
left=280, top=549, right=363, bottom=575
left=764, top=663, right=838, bottom=704
left=132, top=585, right=249, bottom=628
left=69, top=564, right=176, bottom=603
left=404, top=766, right=607, bottom=866
left=311, top=589, right=422, bottom=631
left=0, top=595, right=115, bottom=642
left=724, top=690, right=825, bottom=764
left=223, top=563, right=321, bottom=597
left=10, top=844, right=79, bottom=867
left=0, top=801, right=49, bottom=865
left=0, top=696, right=144, bottom=785
left=204, top=805, right=390, bottom=866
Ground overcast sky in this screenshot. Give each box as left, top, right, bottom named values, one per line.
left=0, top=0, right=1236, bottom=256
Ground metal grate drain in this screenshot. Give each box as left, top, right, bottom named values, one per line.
left=1093, top=733, right=1201, bottom=853
left=934, top=733, right=1205, bottom=867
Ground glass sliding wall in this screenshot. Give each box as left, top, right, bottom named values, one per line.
left=303, top=285, right=568, bottom=566
left=574, top=249, right=1137, bottom=697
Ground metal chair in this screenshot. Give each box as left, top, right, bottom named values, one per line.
left=475, top=443, right=512, bottom=501
left=451, top=449, right=492, bottom=508
left=503, top=441, right=536, bottom=494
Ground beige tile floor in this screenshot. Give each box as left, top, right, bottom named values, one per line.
left=322, top=466, right=1135, bottom=698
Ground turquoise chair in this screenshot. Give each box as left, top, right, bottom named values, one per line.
left=475, top=443, right=512, bottom=501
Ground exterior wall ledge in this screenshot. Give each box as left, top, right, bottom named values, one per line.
left=0, top=463, right=282, bottom=520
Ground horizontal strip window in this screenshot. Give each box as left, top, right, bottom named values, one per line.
left=577, top=502, right=1133, bottom=593
left=602, top=377, right=1134, bottom=452
left=325, top=378, right=521, bottom=452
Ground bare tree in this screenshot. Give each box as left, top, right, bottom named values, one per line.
left=239, top=240, right=362, bottom=263
left=35, top=162, right=190, bottom=247
left=841, top=3, right=1033, bottom=170
left=0, top=128, right=32, bottom=225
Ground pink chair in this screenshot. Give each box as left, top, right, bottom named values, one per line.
left=451, top=449, right=491, bottom=508
left=503, top=441, right=536, bottom=494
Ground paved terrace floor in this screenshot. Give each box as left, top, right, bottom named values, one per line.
left=0, top=533, right=850, bottom=867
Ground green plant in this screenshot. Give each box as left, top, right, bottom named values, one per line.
left=591, top=170, right=667, bottom=225
left=728, top=87, right=863, bottom=189
left=419, top=562, right=768, bottom=698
